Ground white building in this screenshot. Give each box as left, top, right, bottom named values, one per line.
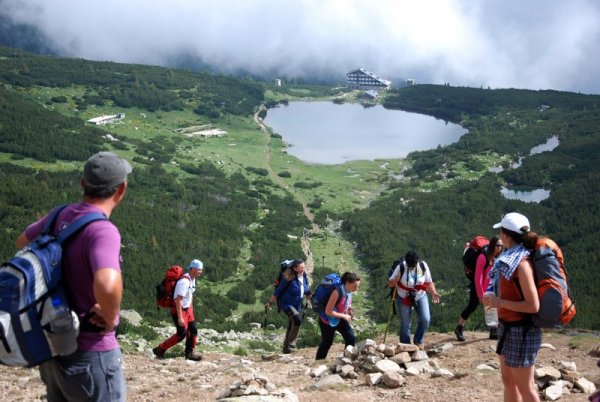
left=346, top=68, right=391, bottom=91
left=87, top=113, right=125, bottom=125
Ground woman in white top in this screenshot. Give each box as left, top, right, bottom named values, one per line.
left=387, top=250, right=441, bottom=349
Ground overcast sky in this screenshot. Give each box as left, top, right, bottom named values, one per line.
left=3, top=0, right=600, bottom=94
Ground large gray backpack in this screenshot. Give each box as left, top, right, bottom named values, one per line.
left=0, top=205, right=106, bottom=367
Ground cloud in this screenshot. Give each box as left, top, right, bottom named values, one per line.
left=3, top=0, right=600, bottom=93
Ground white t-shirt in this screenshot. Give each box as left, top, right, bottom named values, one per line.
left=173, top=273, right=196, bottom=309
left=389, top=261, right=432, bottom=301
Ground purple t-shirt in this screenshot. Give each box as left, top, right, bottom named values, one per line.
left=25, top=202, right=122, bottom=351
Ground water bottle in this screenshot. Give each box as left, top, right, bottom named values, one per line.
left=49, top=296, right=78, bottom=355
left=484, top=302, right=499, bottom=327
left=483, top=269, right=499, bottom=327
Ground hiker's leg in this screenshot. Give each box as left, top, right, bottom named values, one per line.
left=159, top=312, right=187, bottom=350
left=185, top=320, right=198, bottom=355
left=39, top=359, right=67, bottom=402
left=397, top=298, right=412, bottom=344
left=460, top=282, right=479, bottom=322
left=41, top=349, right=125, bottom=402
left=316, top=319, right=336, bottom=360
left=413, top=296, right=431, bottom=345
left=337, top=319, right=356, bottom=348
left=498, top=326, right=541, bottom=402
left=284, top=307, right=302, bottom=351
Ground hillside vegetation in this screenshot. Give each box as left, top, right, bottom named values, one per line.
left=0, top=47, right=599, bottom=340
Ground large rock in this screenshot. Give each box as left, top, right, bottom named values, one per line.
left=396, top=343, right=419, bottom=353
left=310, top=365, right=329, bottom=378
left=390, top=352, right=411, bottom=365
left=121, top=309, right=143, bottom=326
left=381, top=371, right=405, bottom=388
left=374, top=359, right=402, bottom=373
left=312, top=374, right=347, bottom=390
left=575, top=377, right=597, bottom=393
left=544, top=381, right=565, bottom=401
left=365, top=373, right=383, bottom=386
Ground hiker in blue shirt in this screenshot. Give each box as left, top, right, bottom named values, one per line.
left=266, top=259, right=311, bottom=353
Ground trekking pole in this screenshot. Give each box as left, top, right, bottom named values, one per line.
left=382, top=291, right=397, bottom=345
left=263, top=305, right=269, bottom=333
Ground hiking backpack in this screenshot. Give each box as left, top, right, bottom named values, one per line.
left=530, top=238, right=576, bottom=328
left=462, top=236, right=489, bottom=281
left=274, top=259, right=294, bottom=289
left=311, top=273, right=344, bottom=314
left=155, top=265, right=185, bottom=309
left=0, top=205, right=107, bottom=367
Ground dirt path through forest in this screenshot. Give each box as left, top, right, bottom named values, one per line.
left=254, top=107, right=316, bottom=273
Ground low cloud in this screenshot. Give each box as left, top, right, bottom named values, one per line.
left=3, top=0, right=600, bottom=93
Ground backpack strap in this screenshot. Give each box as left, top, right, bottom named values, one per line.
left=56, top=212, right=108, bottom=244
left=41, top=204, right=69, bottom=235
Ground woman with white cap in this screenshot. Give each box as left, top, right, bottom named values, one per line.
left=483, top=212, right=541, bottom=402
left=153, top=259, right=204, bottom=361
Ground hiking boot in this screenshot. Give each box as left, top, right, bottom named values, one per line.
left=185, top=351, right=203, bottom=361
left=454, top=325, right=465, bottom=342
left=152, top=346, right=166, bottom=359
left=282, top=347, right=292, bottom=354
left=489, top=327, right=498, bottom=340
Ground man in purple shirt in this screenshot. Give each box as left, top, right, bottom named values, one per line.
left=16, top=151, right=131, bottom=402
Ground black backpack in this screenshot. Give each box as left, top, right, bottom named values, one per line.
left=274, top=259, right=294, bottom=289
left=462, top=236, right=489, bottom=282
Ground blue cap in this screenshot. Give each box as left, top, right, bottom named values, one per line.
left=188, top=259, right=203, bottom=270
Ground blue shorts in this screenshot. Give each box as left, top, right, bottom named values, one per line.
left=497, top=323, right=542, bottom=368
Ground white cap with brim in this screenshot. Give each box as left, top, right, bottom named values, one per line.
left=493, top=212, right=530, bottom=234
left=188, top=259, right=203, bottom=270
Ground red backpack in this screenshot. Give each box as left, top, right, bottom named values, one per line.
left=462, top=236, right=489, bottom=281
left=155, top=265, right=184, bottom=309
left=530, top=238, right=576, bottom=328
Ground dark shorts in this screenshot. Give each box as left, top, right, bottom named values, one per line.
left=497, top=323, right=542, bottom=368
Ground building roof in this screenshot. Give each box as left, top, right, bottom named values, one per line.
left=347, top=67, right=391, bottom=86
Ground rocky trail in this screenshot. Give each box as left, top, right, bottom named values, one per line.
left=1, top=330, right=598, bottom=401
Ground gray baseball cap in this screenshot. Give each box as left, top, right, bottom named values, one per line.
left=83, top=151, right=132, bottom=190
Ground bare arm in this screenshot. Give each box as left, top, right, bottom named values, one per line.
left=90, top=268, right=123, bottom=333
left=426, top=282, right=441, bottom=304
left=175, top=296, right=185, bottom=326
left=387, top=265, right=400, bottom=287
left=324, top=289, right=351, bottom=322
left=16, top=232, right=29, bottom=249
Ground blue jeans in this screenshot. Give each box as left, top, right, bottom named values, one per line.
left=39, top=348, right=125, bottom=402
left=397, top=295, right=431, bottom=345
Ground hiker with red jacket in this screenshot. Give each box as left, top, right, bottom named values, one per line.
left=387, top=251, right=440, bottom=350
left=483, top=212, right=541, bottom=402
left=265, top=259, right=311, bottom=353
left=153, top=259, right=204, bottom=361
left=455, top=235, right=504, bottom=341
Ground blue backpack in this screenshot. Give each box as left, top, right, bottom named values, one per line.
left=311, top=273, right=344, bottom=314
left=0, top=205, right=106, bottom=367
